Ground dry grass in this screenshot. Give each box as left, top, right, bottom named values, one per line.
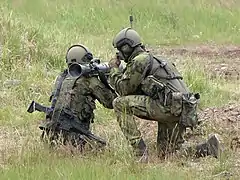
left=1, top=0, right=240, bottom=179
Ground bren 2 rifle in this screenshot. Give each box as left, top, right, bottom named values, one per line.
left=27, top=100, right=107, bottom=146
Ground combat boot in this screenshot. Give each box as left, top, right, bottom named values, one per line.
left=195, top=134, right=221, bottom=158
left=134, top=138, right=149, bottom=163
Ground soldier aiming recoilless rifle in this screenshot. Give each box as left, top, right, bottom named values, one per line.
left=27, top=44, right=119, bottom=149
left=27, top=58, right=115, bottom=115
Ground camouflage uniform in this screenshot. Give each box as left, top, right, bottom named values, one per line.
left=41, top=72, right=117, bottom=148
left=109, top=28, right=221, bottom=159
left=40, top=44, right=117, bottom=149
left=52, top=73, right=117, bottom=129
left=109, top=47, right=192, bottom=156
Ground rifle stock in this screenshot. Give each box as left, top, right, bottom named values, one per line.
left=27, top=100, right=53, bottom=114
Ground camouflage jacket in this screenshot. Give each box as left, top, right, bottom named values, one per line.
left=109, top=48, right=200, bottom=129
left=109, top=48, right=189, bottom=97
left=51, top=74, right=117, bottom=128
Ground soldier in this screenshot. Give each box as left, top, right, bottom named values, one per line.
left=108, top=27, right=221, bottom=161
left=40, top=44, right=117, bottom=150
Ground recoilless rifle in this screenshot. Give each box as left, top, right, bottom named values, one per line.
left=68, top=58, right=111, bottom=77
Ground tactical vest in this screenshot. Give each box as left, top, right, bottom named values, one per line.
left=141, top=53, right=200, bottom=130
left=51, top=76, right=96, bottom=128
left=141, top=54, right=189, bottom=99
left=149, top=54, right=189, bottom=93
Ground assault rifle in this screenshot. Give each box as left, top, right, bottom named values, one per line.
left=27, top=101, right=107, bottom=146
left=56, top=110, right=107, bottom=146
left=27, top=100, right=53, bottom=114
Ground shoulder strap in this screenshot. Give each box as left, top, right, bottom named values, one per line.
left=152, top=55, right=183, bottom=80
left=144, top=53, right=154, bottom=78
left=50, top=69, right=68, bottom=109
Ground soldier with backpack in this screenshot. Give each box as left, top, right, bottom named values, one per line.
left=108, top=27, right=221, bottom=162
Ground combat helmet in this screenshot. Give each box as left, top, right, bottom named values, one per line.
left=66, top=44, right=93, bottom=66
left=112, top=27, right=142, bottom=49
left=112, top=28, right=142, bottom=61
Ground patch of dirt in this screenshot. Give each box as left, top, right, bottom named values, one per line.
left=204, top=60, right=240, bottom=81
left=137, top=103, right=240, bottom=151
left=198, top=103, right=240, bottom=150
left=137, top=119, right=158, bottom=144
left=199, top=103, right=240, bottom=129
left=148, top=44, right=240, bottom=59
left=147, top=44, right=240, bottom=80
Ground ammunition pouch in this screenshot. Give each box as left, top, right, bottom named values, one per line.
left=141, top=75, right=172, bottom=106
left=141, top=75, right=200, bottom=129
left=170, top=92, right=183, bottom=116
left=170, top=92, right=200, bottom=129
left=141, top=75, right=165, bottom=100
left=179, top=93, right=200, bottom=129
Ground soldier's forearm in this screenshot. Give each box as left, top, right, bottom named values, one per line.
left=109, top=68, right=123, bottom=89
left=115, top=80, right=137, bottom=96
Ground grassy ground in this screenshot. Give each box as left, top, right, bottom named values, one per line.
left=0, top=0, right=240, bottom=179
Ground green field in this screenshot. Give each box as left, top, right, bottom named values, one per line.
left=1, top=0, right=240, bottom=179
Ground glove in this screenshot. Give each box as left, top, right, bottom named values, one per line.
left=108, top=56, right=121, bottom=68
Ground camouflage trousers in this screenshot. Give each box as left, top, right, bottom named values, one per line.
left=112, top=95, right=186, bottom=156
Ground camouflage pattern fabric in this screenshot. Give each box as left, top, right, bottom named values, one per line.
left=52, top=74, right=117, bottom=127
left=112, top=95, right=185, bottom=156
left=42, top=73, right=117, bottom=147
left=109, top=47, right=197, bottom=156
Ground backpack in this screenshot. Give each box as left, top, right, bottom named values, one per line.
left=141, top=53, right=200, bottom=129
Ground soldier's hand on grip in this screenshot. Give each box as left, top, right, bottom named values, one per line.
left=108, top=56, right=121, bottom=68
